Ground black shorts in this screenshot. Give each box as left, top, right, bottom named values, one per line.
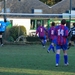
left=71, top=36, right=75, bottom=41
left=0, top=31, right=4, bottom=35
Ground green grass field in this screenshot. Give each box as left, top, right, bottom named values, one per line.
left=0, top=44, right=75, bottom=75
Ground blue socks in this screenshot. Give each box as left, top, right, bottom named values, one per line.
left=56, top=54, right=60, bottom=64
left=41, top=40, right=46, bottom=46
left=48, top=44, right=55, bottom=52
left=52, top=46, right=55, bottom=53
left=64, top=55, right=68, bottom=64
left=44, top=40, right=46, bottom=45
left=56, top=54, right=68, bottom=65
left=48, top=44, right=53, bottom=50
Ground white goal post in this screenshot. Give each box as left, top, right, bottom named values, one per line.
left=0, top=13, right=74, bottom=16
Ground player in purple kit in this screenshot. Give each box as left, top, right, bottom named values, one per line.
left=55, top=19, right=69, bottom=67
left=36, top=24, right=48, bottom=48
left=47, top=22, right=56, bottom=53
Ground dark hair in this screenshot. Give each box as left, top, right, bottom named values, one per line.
left=51, top=22, right=55, bottom=26
left=61, top=19, right=66, bottom=25
left=73, top=23, right=75, bottom=27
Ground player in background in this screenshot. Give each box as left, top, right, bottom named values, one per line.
left=68, top=23, right=75, bottom=49
left=36, top=24, right=48, bottom=48
left=47, top=22, right=56, bottom=53
left=55, top=19, right=69, bottom=67
left=0, top=21, right=10, bottom=46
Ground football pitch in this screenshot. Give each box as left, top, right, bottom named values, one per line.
left=0, top=44, right=75, bottom=75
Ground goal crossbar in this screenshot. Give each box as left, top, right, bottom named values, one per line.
left=0, top=13, right=74, bottom=16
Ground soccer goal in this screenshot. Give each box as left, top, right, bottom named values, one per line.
left=0, top=13, right=75, bottom=43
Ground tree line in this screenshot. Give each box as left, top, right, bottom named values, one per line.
left=40, top=0, right=62, bottom=6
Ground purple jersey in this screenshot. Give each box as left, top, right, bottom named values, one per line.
left=48, top=26, right=56, bottom=40
left=55, top=24, right=69, bottom=45
left=36, top=26, right=47, bottom=37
